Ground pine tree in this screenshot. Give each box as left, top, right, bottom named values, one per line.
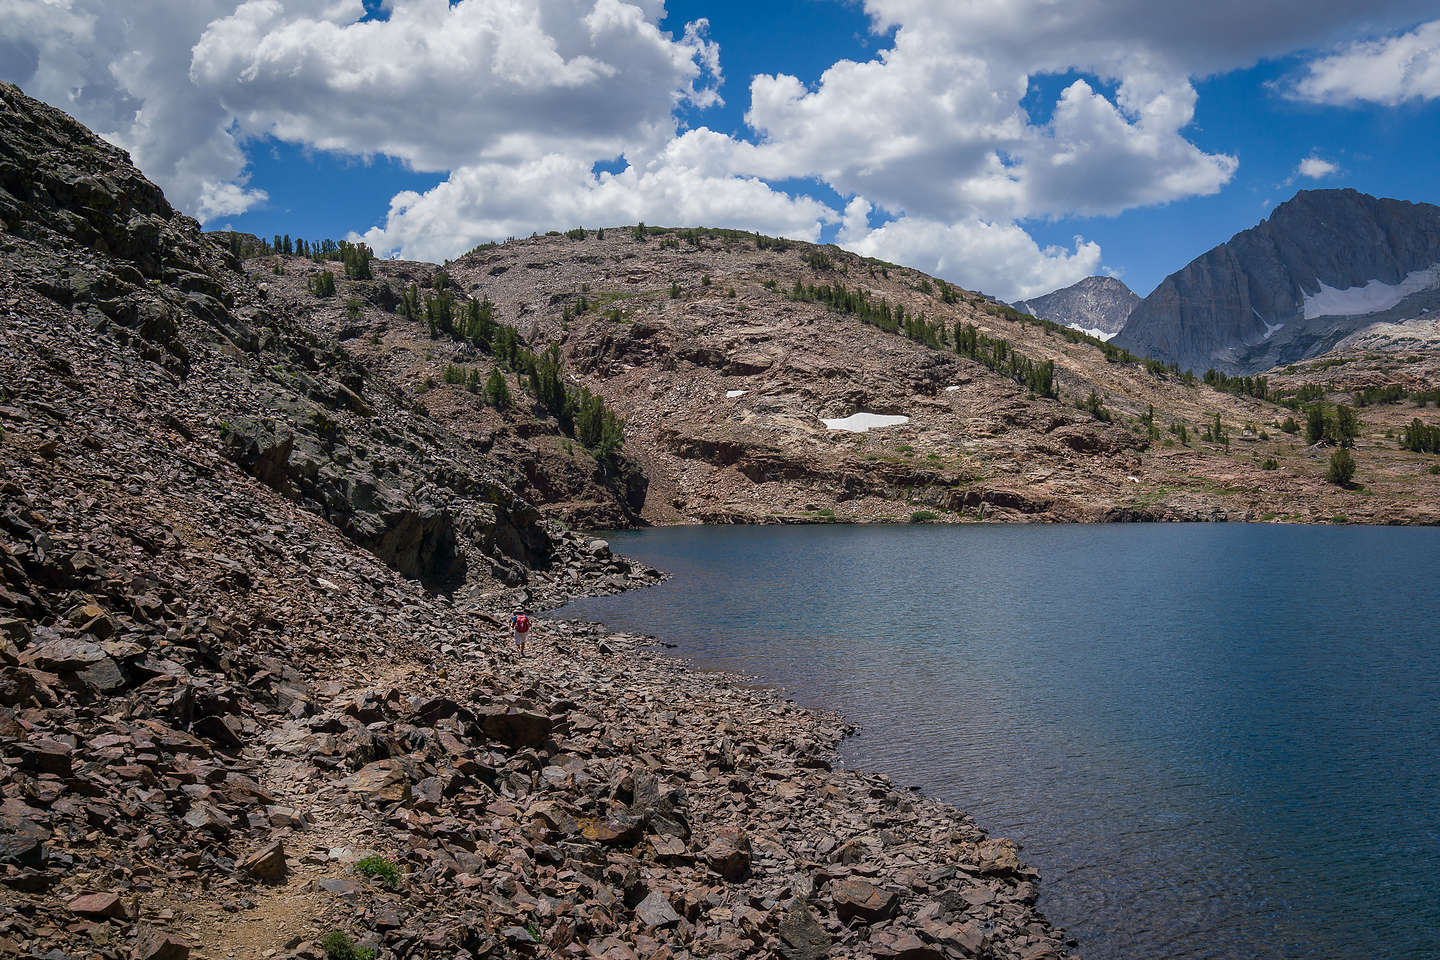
left=1326, top=447, right=1356, bottom=486
left=307, top=270, right=337, bottom=297
left=1304, top=404, right=1327, bottom=444
left=484, top=369, right=511, bottom=409
left=1333, top=404, right=1358, bottom=448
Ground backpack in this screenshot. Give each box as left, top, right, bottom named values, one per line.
left=514, top=614, right=530, bottom=633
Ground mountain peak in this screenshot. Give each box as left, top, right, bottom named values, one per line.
left=1115, top=189, right=1440, bottom=374
left=1012, top=275, right=1138, bottom=340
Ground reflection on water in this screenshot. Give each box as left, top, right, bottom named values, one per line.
left=554, top=524, right=1440, bottom=960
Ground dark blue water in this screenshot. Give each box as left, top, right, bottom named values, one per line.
left=553, top=524, right=1440, bottom=960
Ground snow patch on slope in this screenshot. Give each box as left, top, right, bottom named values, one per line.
left=1252, top=307, right=1285, bottom=339
left=820, top=413, right=910, bottom=432
left=1303, top=264, right=1440, bottom=319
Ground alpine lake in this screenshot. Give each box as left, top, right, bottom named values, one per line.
left=552, top=524, right=1440, bottom=960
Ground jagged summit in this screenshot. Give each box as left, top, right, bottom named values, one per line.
left=1012, top=276, right=1138, bottom=341
left=1115, top=188, right=1440, bottom=374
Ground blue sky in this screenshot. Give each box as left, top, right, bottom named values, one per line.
left=6, top=1, right=1439, bottom=299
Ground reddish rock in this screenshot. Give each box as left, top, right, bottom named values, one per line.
left=832, top=879, right=899, bottom=924
left=238, top=839, right=288, bottom=881
left=580, top=815, right=643, bottom=846
left=133, top=927, right=189, bottom=960
left=17, top=738, right=72, bottom=776
left=477, top=706, right=555, bottom=748
left=68, top=891, right=130, bottom=920
left=344, top=759, right=412, bottom=805
left=703, top=826, right=751, bottom=881
left=871, top=931, right=943, bottom=960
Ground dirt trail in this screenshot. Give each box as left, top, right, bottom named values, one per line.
left=190, top=661, right=422, bottom=958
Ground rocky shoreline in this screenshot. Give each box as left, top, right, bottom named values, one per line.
left=0, top=83, right=1079, bottom=960
left=3, top=539, right=1076, bottom=960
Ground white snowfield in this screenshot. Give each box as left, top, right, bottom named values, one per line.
left=944, top=385, right=962, bottom=392
left=1072, top=325, right=1115, bottom=341
left=726, top=389, right=747, bottom=398
left=820, top=412, right=910, bottom=432
left=1303, top=263, right=1440, bottom=319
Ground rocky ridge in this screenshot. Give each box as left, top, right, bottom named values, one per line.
left=0, top=84, right=1076, bottom=960
left=359, top=226, right=1437, bottom=526
left=1115, top=189, right=1440, bottom=374
left=1010, top=277, right=1137, bottom=341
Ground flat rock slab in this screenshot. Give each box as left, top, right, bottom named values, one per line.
left=871, top=931, right=943, bottom=960
left=832, top=878, right=899, bottom=924
left=634, top=890, right=681, bottom=928
left=477, top=706, right=555, bottom=748
left=68, top=891, right=129, bottom=919
left=134, top=927, right=190, bottom=960
left=344, top=759, right=412, bottom=805
left=17, top=738, right=73, bottom=776
left=580, top=814, right=643, bottom=846
left=24, top=637, right=108, bottom=671
left=238, top=839, right=288, bottom=881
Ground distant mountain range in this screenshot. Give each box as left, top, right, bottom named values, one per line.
left=1113, top=189, right=1440, bottom=374
left=1012, top=276, right=1138, bottom=341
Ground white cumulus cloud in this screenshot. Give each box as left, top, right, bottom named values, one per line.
left=842, top=214, right=1103, bottom=302
left=0, top=0, right=721, bottom=223
left=5, top=0, right=1437, bottom=298
left=1297, top=155, right=1340, bottom=179
left=1290, top=19, right=1440, bottom=106
left=0, top=0, right=270, bottom=219
left=358, top=144, right=835, bottom=264
left=189, top=0, right=722, bottom=171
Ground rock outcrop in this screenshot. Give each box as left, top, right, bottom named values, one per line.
left=1012, top=276, right=1138, bottom=340
left=1115, top=189, right=1440, bottom=374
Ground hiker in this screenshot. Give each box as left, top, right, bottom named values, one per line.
left=511, top=610, right=531, bottom=654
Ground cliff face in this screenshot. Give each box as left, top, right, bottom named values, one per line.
left=1114, top=189, right=1440, bottom=374
left=1012, top=276, right=1138, bottom=340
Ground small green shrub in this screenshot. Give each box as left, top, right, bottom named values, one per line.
left=355, top=855, right=401, bottom=889
left=669, top=281, right=682, bottom=299
left=909, top=510, right=939, bottom=523
left=1326, top=447, right=1356, bottom=487
left=321, top=931, right=375, bottom=960
left=307, top=270, right=337, bottom=298
left=1261, top=458, right=1279, bottom=470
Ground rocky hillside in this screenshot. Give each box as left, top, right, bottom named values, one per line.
left=1115, top=189, right=1440, bottom=374
left=328, top=225, right=1435, bottom=526
left=1011, top=276, right=1137, bottom=341
left=0, top=83, right=1089, bottom=960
